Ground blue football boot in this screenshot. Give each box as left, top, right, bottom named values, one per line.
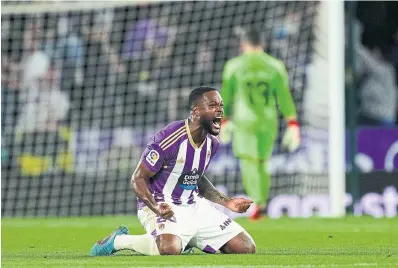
left=89, top=226, right=129, bottom=256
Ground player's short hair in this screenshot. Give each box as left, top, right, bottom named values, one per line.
left=236, top=26, right=264, bottom=46
left=188, top=86, right=217, bottom=109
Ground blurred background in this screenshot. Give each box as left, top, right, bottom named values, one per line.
left=1, top=1, right=397, bottom=218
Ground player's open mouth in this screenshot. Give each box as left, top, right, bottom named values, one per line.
left=212, top=117, right=222, bottom=129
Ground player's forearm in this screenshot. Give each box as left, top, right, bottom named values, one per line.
left=198, top=175, right=232, bottom=206
left=277, top=66, right=298, bottom=119
left=279, top=97, right=296, bottom=120
left=280, top=107, right=297, bottom=122
left=131, top=176, right=158, bottom=213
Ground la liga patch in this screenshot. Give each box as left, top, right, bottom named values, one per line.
left=146, top=150, right=160, bottom=166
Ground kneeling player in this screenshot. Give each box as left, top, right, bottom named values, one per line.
left=89, top=87, right=256, bottom=255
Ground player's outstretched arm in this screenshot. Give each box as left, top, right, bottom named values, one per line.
left=131, top=161, right=174, bottom=219
left=198, top=175, right=232, bottom=206
left=198, top=175, right=253, bottom=213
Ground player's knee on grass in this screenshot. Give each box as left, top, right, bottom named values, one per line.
left=220, top=231, right=256, bottom=254
left=156, top=234, right=182, bottom=255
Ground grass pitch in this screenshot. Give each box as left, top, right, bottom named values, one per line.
left=2, top=216, right=398, bottom=268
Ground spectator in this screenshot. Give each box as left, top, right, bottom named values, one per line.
left=195, top=34, right=214, bottom=74
left=122, top=18, right=169, bottom=60
left=1, top=54, right=22, bottom=169
left=357, top=44, right=397, bottom=126
left=194, top=33, right=215, bottom=86
left=17, top=59, right=70, bottom=133
left=79, top=11, right=125, bottom=128
left=20, top=19, right=49, bottom=98
left=1, top=54, right=22, bottom=131
left=42, top=14, right=84, bottom=91
left=121, top=7, right=177, bottom=94
left=16, top=58, right=71, bottom=175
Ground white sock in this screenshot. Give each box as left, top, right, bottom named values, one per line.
left=114, top=234, right=160, bottom=256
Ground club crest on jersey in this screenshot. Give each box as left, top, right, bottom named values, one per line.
left=146, top=150, right=160, bottom=166
left=178, top=168, right=200, bottom=190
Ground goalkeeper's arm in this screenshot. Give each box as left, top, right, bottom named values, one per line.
left=276, top=64, right=300, bottom=152
left=219, top=62, right=236, bottom=144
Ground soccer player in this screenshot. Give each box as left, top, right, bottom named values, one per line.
left=90, top=87, right=256, bottom=256
left=220, top=27, right=300, bottom=221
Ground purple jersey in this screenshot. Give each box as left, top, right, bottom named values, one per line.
left=137, top=119, right=219, bottom=209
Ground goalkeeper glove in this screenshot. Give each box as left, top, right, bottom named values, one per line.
left=282, top=119, right=300, bottom=152
left=219, top=119, right=234, bottom=144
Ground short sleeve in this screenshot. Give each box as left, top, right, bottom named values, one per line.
left=140, top=142, right=165, bottom=174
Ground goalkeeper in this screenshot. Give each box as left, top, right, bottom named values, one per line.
left=220, top=27, right=300, bottom=221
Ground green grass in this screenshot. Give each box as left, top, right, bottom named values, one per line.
left=2, top=216, right=398, bottom=267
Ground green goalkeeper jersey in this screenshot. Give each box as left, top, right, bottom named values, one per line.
left=221, top=51, right=296, bottom=133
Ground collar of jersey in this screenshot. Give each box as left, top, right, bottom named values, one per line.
left=243, top=50, right=263, bottom=55
left=185, top=119, right=206, bottom=150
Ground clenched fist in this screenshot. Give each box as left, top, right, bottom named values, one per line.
left=155, top=203, right=174, bottom=220
left=225, top=198, right=253, bottom=213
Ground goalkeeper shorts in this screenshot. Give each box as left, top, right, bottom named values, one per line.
left=232, top=127, right=276, bottom=161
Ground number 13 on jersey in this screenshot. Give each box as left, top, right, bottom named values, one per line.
left=245, top=81, right=273, bottom=107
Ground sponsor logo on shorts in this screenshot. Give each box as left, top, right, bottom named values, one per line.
left=146, top=150, right=160, bottom=166
left=219, top=218, right=232, bottom=230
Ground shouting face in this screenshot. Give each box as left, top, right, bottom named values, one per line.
left=196, top=90, right=224, bottom=136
